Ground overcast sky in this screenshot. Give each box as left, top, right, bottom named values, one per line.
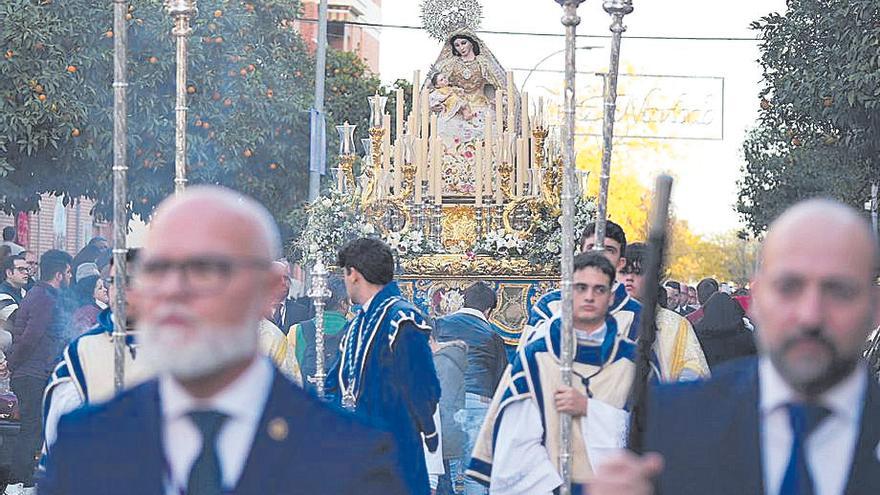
left=376, top=0, right=788, bottom=236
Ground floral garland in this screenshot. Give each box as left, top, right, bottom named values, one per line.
left=526, top=196, right=598, bottom=264
left=297, top=192, right=441, bottom=266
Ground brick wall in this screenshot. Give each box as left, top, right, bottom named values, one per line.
left=0, top=194, right=110, bottom=258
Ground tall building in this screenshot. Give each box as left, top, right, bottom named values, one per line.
left=298, top=0, right=382, bottom=73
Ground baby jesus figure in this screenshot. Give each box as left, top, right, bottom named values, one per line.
left=429, top=72, right=474, bottom=122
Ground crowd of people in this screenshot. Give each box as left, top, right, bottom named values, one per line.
left=0, top=190, right=877, bottom=495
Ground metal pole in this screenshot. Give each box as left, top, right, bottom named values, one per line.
left=556, top=1, right=585, bottom=493
left=167, top=0, right=196, bottom=195
left=593, top=0, right=633, bottom=249
left=308, top=261, right=331, bottom=400
left=871, top=181, right=878, bottom=235
left=111, top=0, right=129, bottom=394
left=308, top=0, right=329, bottom=201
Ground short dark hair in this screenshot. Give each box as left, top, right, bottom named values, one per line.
left=620, top=242, right=646, bottom=275
left=2, top=226, right=15, bottom=242
left=463, top=282, right=497, bottom=313
left=696, top=278, right=719, bottom=305
left=450, top=34, right=481, bottom=56
left=657, top=285, right=668, bottom=308
left=2, top=254, right=23, bottom=277
left=88, top=236, right=108, bottom=247
left=579, top=220, right=627, bottom=257
left=326, top=276, right=348, bottom=311
left=664, top=280, right=681, bottom=292
left=337, top=238, right=394, bottom=286
left=430, top=72, right=444, bottom=87
left=573, top=251, right=616, bottom=287
left=40, top=249, right=73, bottom=282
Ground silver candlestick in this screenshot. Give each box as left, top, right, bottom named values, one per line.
left=165, top=0, right=197, bottom=195
left=308, top=260, right=332, bottom=401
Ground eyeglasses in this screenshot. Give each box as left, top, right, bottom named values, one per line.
left=134, top=255, right=272, bottom=294
left=11, top=267, right=28, bottom=274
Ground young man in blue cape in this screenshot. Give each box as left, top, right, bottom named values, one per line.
left=327, top=237, right=442, bottom=495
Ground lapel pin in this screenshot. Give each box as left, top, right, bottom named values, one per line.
left=268, top=417, right=288, bottom=442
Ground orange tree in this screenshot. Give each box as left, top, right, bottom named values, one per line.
left=738, top=0, right=880, bottom=234
left=1, top=0, right=399, bottom=239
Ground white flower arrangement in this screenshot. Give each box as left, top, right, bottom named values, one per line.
left=297, top=191, right=374, bottom=266
left=474, top=228, right=528, bottom=257
left=386, top=229, right=441, bottom=258
left=525, top=196, right=597, bottom=264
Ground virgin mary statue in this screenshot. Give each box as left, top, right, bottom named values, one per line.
left=426, top=29, right=519, bottom=197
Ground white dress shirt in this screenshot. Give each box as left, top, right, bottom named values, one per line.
left=160, top=356, right=274, bottom=494
left=489, top=325, right=629, bottom=495
left=759, top=357, right=866, bottom=495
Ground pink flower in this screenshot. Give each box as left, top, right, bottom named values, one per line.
left=464, top=151, right=473, bottom=159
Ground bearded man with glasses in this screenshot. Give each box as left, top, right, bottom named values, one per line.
left=41, top=186, right=408, bottom=495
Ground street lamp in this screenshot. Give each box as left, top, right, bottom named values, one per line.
left=165, top=0, right=197, bottom=195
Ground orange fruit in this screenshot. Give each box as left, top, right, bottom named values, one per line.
left=187, top=85, right=196, bottom=94
left=213, top=9, right=222, bottom=17
left=214, top=37, right=223, bottom=43
left=202, top=122, right=210, bottom=129
left=105, top=30, right=113, bottom=38
left=269, top=163, right=278, bottom=170
left=243, top=149, right=253, bottom=158
left=71, top=128, right=81, bottom=137
left=5, top=50, right=14, bottom=59
left=149, top=56, right=158, bottom=64
left=223, top=98, right=232, bottom=107
left=126, top=13, right=132, bottom=20
left=240, top=68, right=247, bottom=76
left=266, top=89, right=274, bottom=98
left=38, top=94, right=47, bottom=102
left=66, top=65, right=77, bottom=73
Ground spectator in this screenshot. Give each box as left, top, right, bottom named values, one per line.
left=434, top=282, right=507, bottom=495
left=1, top=227, right=25, bottom=256
left=693, top=292, right=757, bottom=370
left=1, top=255, right=29, bottom=347
left=7, top=249, right=72, bottom=493
left=70, top=263, right=109, bottom=336
left=431, top=334, right=467, bottom=495
left=21, top=251, right=38, bottom=291
left=71, top=237, right=109, bottom=276
left=686, top=278, right=720, bottom=326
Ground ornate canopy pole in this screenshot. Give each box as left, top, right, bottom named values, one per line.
left=166, top=0, right=197, bottom=195
left=554, top=1, right=585, bottom=493
left=593, top=0, right=633, bottom=249
left=111, top=0, right=130, bottom=394
left=308, top=260, right=332, bottom=400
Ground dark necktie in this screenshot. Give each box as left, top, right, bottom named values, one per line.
left=186, top=410, right=228, bottom=495
left=778, top=402, right=831, bottom=495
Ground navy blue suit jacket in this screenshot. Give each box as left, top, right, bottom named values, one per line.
left=40, top=370, right=409, bottom=495
left=646, top=357, right=880, bottom=495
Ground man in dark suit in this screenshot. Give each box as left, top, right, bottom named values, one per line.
left=41, top=186, right=408, bottom=495
left=590, top=198, right=880, bottom=495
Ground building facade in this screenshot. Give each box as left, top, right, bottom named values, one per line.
left=297, top=0, right=382, bottom=73
left=0, top=195, right=110, bottom=258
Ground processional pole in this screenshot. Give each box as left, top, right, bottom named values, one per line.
left=554, top=1, right=585, bottom=494
left=111, top=0, right=129, bottom=394
left=308, top=261, right=332, bottom=400
left=593, top=0, right=633, bottom=249
left=166, top=0, right=197, bottom=195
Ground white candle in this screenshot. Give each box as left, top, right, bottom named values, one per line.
left=433, top=138, right=443, bottom=205
left=382, top=113, right=391, bottom=197
left=495, top=91, right=504, bottom=137
left=516, top=137, right=524, bottom=197
left=520, top=92, right=529, bottom=137
left=412, top=71, right=421, bottom=137
left=396, top=88, right=404, bottom=139
left=475, top=144, right=483, bottom=207
left=506, top=71, right=515, bottom=133
left=421, top=90, right=430, bottom=140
